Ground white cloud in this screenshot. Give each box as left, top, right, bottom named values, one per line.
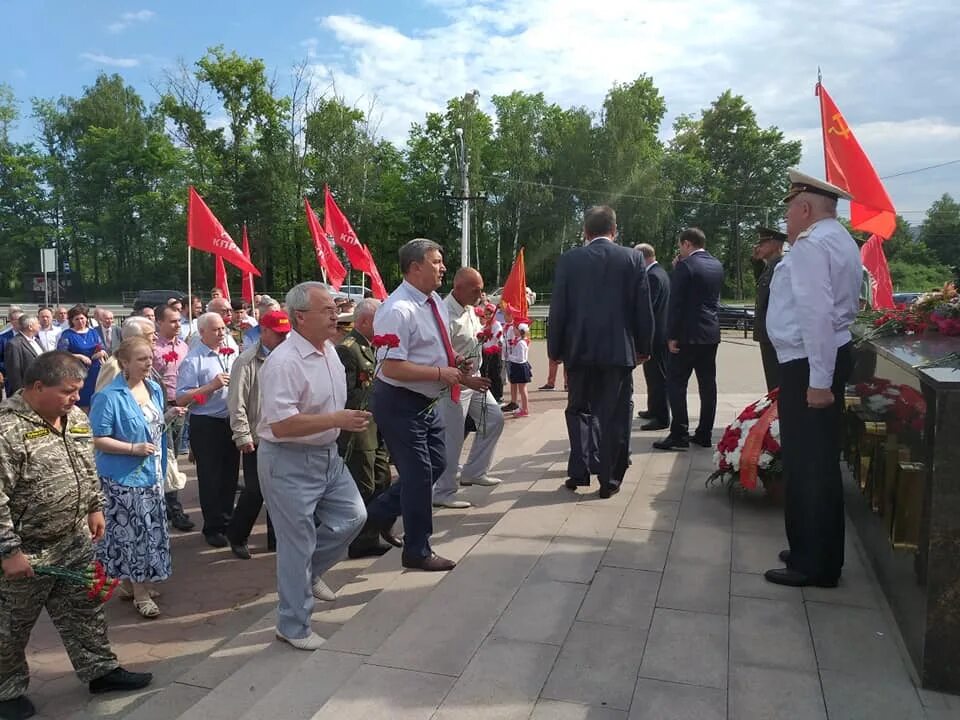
left=302, top=0, right=959, bottom=218
left=107, top=9, right=155, bottom=34
left=79, top=52, right=141, bottom=68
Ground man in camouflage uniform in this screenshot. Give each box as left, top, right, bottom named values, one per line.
left=0, top=352, right=151, bottom=720
left=336, top=299, right=398, bottom=559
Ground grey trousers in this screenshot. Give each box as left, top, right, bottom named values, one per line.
left=258, top=440, right=366, bottom=639
left=433, top=387, right=505, bottom=502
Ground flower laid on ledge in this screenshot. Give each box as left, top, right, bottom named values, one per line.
left=853, top=378, right=926, bottom=436
left=856, top=282, right=960, bottom=343
left=34, top=560, right=120, bottom=603
left=707, top=389, right=782, bottom=495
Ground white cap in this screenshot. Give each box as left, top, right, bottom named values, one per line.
left=783, top=168, right=852, bottom=203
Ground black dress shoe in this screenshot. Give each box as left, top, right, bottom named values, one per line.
left=653, top=435, right=689, bottom=451
left=230, top=543, right=251, bottom=560
left=640, top=421, right=669, bottom=431
left=89, top=667, right=153, bottom=694
left=378, top=523, right=403, bottom=548
left=598, top=485, right=620, bottom=499
left=402, top=553, right=456, bottom=571
left=204, top=533, right=229, bottom=548
left=637, top=410, right=655, bottom=420
left=763, top=567, right=838, bottom=588
left=689, top=434, right=713, bottom=448
left=348, top=542, right=392, bottom=559
left=564, top=478, right=589, bottom=490
left=0, top=696, right=35, bottom=720
left=169, top=510, right=195, bottom=532
left=778, top=549, right=790, bottom=563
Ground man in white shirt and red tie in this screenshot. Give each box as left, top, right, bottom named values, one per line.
left=365, top=239, right=463, bottom=572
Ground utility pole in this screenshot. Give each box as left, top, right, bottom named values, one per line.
left=455, top=127, right=470, bottom=269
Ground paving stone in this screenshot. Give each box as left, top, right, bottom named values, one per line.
left=656, top=561, right=730, bottom=615
left=542, top=621, right=648, bottom=711
left=529, top=699, right=627, bottom=719
left=675, top=492, right=733, bottom=529
left=637, top=608, right=728, bottom=689
left=730, top=572, right=802, bottom=603
left=602, top=527, right=673, bottom=572
left=620, top=499, right=679, bottom=532
left=491, top=580, right=587, bottom=645
left=801, top=570, right=880, bottom=609
left=433, top=637, right=559, bottom=720
left=731, top=533, right=780, bottom=574
left=666, top=525, right=731, bottom=568
left=729, top=664, right=826, bottom=720
left=119, top=683, right=210, bottom=720
left=729, top=595, right=817, bottom=671
left=820, top=668, right=925, bottom=720
left=488, top=502, right=577, bottom=539
left=369, top=535, right=548, bottom=676
left=578, top=566, right=660, bottom=629
left=310, top=664, right=454, bottom=720
left=628, top=677, right=726, bottom=720
left=806, top=602, right=913, bottom=680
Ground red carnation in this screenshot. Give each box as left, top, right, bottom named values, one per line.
left=372, top=333, right=400, bottom=349
left=474, top=306, right=486, bottom=318
left=477, top=329, right=492, bottom=343
left=219, top=347, right=235, bottom=356
left=193, top=394, right=208, bottom=406
left=162, top=350, right=178, bottom=364
left=94, top=344, right=103, bottom=353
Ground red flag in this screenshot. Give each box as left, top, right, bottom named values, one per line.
left=214, top=255, right=231, bottom=301
left=240, top=224, right=255, bottom=304
left=501, top=248, right=528, bottom=320
left=816, top=84, right=896, bottom=239
left=305, top=197, right=346, bottom=290
left=861, top=234, right=895, bottom=309
left=361, top=245, right=388, bottom=300
left=324, top=185, right=371, bottom=271
left=187, top=187, right=261, bottom=276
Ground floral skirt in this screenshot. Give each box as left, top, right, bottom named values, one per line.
left=97, top=479, right=172, bottom=583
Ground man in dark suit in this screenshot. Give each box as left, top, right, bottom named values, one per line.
left=4, top=315, right=43, bottom=395
left=634, top=243, right=671, bottom=430
left=93, top=310, right=121, bottom=356
left=654, top=228, right=725, bottom=451
left=751, top=227, right=786, bottom=392
left=548, top=206, right=654, bottom=498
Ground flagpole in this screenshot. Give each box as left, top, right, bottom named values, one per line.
left=187, top=247, right=193, bottom=328
left=816, top=68, right=828, bottom=178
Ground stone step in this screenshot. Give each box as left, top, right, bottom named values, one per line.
left=125, top=409, right=567, bottom=720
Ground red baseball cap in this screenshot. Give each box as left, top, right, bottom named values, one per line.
left=260, top=310, right=292, bottom=334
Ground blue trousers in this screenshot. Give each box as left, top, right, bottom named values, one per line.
left=258, top=440, right=366, bottom=639
left=366, top=381, right=446, bottom=559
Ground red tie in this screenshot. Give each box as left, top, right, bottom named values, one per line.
left=426, top=297, right=460, bottom=402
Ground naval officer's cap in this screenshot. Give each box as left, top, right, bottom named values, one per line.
left=782, top=168, right=852, bottom=204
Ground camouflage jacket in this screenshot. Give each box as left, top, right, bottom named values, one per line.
left=336, top=330, right=380, bottom=451
left=0, top=392, right=103, bottom=557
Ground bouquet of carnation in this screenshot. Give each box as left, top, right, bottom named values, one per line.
left=34, top=560, right=120, bottom=603
left=853, top=377, right=926, bottom=436
left=707, top=389, right=782, bottom=494
left=855, top=308, right=932, bottom=346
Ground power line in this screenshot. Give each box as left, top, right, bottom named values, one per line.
left=881, top=159, right=960, bottom=180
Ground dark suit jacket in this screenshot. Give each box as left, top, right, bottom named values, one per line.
left=94, top=324, right=122, bottom=355
left=336, top=329, right=380, bottom=451
left=547, top=238, right=654, bottom=368
left=667, top=249, right=724, bottom=345
left=4, top=333, right=41, bottom=395
left=646, top=261, right=670, bottom=349
left=752, top=255, right=782, bottom=344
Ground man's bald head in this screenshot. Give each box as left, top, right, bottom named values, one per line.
left=452, top=267, right=484, bottom=307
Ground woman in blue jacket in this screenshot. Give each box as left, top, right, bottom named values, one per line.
left=90, top=336, right=186, bottom=618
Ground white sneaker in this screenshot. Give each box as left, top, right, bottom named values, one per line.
left=432, top=499, right=473, bottom=509
left=460, top=475, right=502, bottom=487
left=276, top=631, right=326, bottom=651
left=311, top=578, right=337, bottom=602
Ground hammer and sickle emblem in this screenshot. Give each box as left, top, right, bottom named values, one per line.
left=828, top=113, right=851, bottom=139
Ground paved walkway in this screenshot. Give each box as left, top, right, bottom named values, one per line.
left=19, top=338, right=960, bottom=719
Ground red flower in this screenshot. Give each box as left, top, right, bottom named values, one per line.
left=372, top=333, right=401, bottom=349
left=219, top=347, right=235, bottom=356
left=193, top=394, right=208, bottom=406
left=162, top=350, right=178, bottom=364
left=94, top=343, right=103, bottom=353
left=474, top=306, right=486, bottom=318
left=482, top=345, right=501, bottom=356
left=477, top=329, right=492, bottom=343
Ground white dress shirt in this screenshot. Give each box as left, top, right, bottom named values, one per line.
left=257, top=330, right=346, bottom=446
left=373, top=280, right=450, bottom=399
left=444, top=293, right=483, bottom=377
left=767, top=218, right=862, bottom=389
left=36, top=326, right=62, bottom=353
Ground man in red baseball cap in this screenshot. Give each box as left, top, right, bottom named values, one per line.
left=225, top=310, right=291, bottom=559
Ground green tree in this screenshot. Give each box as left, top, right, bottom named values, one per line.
left=920, top=194, right=960, bottom=270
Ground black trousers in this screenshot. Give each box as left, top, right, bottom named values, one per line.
left=779, top=343, right=853, bottom=581
left=227, top=449, right=275, bottom=548
left=759, top=342, right=781, bottom=392
left=565, top=366, right=633, bottom=489
left=480, top=352, right=504, bottom=402
left=667, top=343, right=719, bottom=440
left=340, top=442, right=392, bottom=550
left=189, top=414, right=241, bottom=537
left=642, top=343, right=670, bottom=423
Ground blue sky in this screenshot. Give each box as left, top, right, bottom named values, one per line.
left=2, top=0, right=958, bottom=223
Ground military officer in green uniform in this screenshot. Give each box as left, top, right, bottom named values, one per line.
left=752, top=226, right=787, bottom=391
left=336, top=299, right=399, bottom=559
left=0, top=352, right=152, bottom=720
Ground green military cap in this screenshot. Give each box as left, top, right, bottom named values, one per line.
left=756, top=226, right=787, bottom=243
